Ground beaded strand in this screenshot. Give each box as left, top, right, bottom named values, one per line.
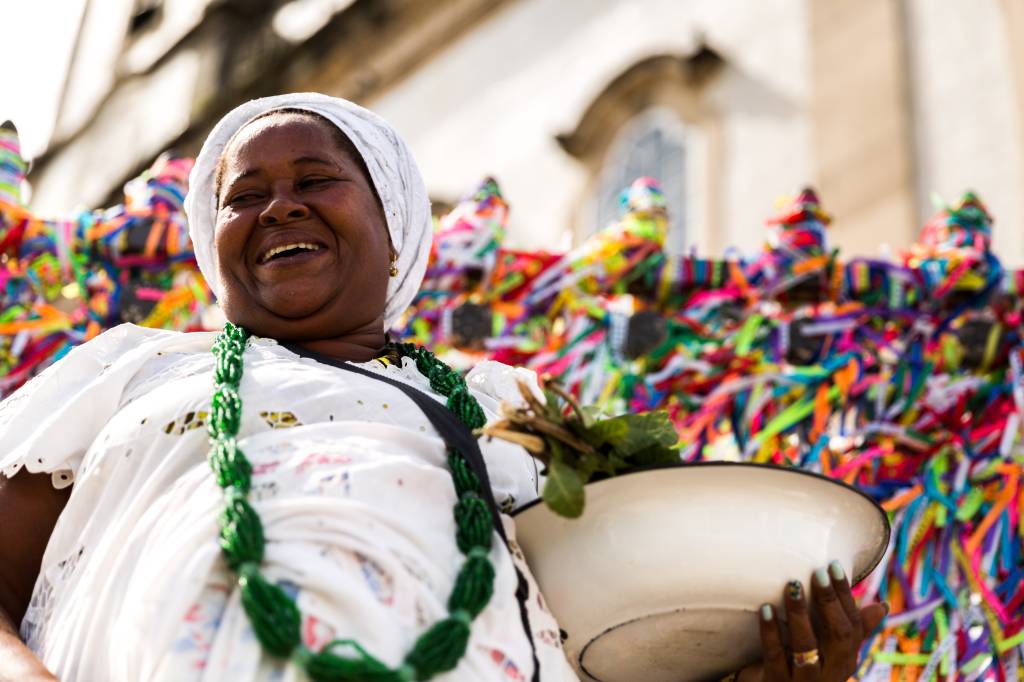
left=208, top=323, right=497, bottom=681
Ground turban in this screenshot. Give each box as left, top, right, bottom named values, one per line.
left=184, top=93, right=431, bottom=329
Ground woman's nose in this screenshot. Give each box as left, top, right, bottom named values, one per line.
left=259, top=192, right=309, bottom=226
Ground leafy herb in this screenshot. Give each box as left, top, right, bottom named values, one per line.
left=543, top=456, right=585, bottom=518
left=478, top=379, right=680, bottom=518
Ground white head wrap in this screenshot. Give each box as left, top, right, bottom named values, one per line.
left=184, top=92, right=431, bottom=329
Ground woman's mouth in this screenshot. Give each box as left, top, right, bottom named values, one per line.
left=257, top=242, right=326, bottom=267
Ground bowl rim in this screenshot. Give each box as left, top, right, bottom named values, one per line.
left=511, top=460, right=892, bottom=585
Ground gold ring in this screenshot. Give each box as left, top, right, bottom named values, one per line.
left=792, top=649, right=820, bottom=667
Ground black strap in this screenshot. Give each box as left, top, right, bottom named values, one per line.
left=280, top=343, right=510, bottom=544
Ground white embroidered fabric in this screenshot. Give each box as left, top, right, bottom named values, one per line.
left=0, top=324, right=577, bottom=682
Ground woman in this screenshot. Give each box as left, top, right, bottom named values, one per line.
left=0, top=93, right=885, bottom=681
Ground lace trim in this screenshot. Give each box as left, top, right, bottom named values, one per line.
left=20, top=573, right=53, bottom=651
left=21, top=544, right=85, bottom=653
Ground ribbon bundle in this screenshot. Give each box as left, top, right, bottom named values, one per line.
left=400, top=180, right=1023, bottom=681
left=0, top=132, right=208, bottom=394
left=1, top=126, right=1021, bottom=679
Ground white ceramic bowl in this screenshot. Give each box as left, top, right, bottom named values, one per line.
left=513, top=462, right=890, bottom=682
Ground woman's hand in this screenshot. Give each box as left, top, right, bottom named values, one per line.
left=736, top=561, right=888, bottom=682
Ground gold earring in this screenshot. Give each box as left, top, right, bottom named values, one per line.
left=389, top=254, right=398, bottom=277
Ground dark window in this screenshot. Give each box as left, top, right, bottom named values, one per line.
left=593, top=109, right=686, bottom=250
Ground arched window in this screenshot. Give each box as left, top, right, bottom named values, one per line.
left=592, top=108, right=687, bottom=251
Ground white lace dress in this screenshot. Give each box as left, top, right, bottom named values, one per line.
left=0, top=324, right=577, bottom=682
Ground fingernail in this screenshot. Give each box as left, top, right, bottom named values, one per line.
left=882, top=602, right=890, bottom=616
left=761, top=604, right=773, bottom=621
left=814, top=567, right=830, bottom=588
left=787, top=580, right=803, bottom=600
left=829, top=560, right=846, bottom=582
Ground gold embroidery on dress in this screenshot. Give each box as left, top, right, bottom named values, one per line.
left=162, top=410, right=208, bottom=435
left=259, top=411, right=302, bottom=428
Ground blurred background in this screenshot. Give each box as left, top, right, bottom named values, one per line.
left=5, top=0, right=1024, bottom=263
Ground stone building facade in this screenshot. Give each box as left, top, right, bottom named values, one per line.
left=26, top=0, right=1024, bottom=263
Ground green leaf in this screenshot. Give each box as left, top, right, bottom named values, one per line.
left=585, top=415, right=628, bottom=449
left=604, top=451, right=630, bottom=473
left=629, top=443, right=681, bottom=468
left=556, top=439, right=608, bottom=480
left=580, top=405, right=603, bottom=429
left=583, top=410, right=679, bottom=460
left=542, top=458, right=585, bottom=518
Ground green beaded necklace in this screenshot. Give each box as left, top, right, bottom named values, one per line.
left=208, top=322, right=496, bottom=681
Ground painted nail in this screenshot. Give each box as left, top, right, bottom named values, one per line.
left=787, top=580, right=803, bottom=600
left=829, top=560, right=846, bottom=582
left=761, top=604, right=773, bottom=621
left=814, top=567, right=830, bottom=588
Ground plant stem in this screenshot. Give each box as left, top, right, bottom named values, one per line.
left=478, top=426, right=547, bottom=455
left=516, top=379, right=548, bottom=417
left=547, top=382, right=587, bottom=424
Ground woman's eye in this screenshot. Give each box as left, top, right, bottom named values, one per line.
left=227, top=191, right=261, bottom=205
left=299, top=176, right=333, bottom=189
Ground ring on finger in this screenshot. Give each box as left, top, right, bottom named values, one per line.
left=792, top=649, right=820, bottom=667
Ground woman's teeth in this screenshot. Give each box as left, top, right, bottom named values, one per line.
left=260, top=242, right=321, bottom=263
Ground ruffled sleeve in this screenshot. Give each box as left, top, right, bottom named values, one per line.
left=0, top=324, right=189, bottom=488
left=465, top=360, right=546, bottom=410
left=465, top=360, right=547, bottom=511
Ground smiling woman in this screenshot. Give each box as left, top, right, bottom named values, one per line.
left=212, top=110, right=394, bottom=350
left=0, top=93, right=576, bottom=682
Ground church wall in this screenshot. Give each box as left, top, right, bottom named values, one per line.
left=367, top=0, right=814, bottom=255
left=904, top=0, right=1024, bottom=265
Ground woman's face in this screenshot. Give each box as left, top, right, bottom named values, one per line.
left=213, top=114, right=391, bottom=341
